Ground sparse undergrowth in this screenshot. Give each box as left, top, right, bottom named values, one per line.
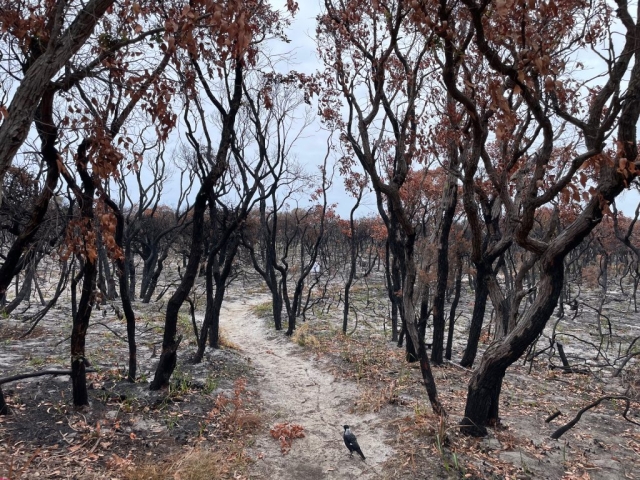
left=287, top=313, right=640, bottom=479
left=0, top=311, right=262, bottom=480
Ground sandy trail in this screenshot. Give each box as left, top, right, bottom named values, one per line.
left=219, top=295, right=394, bottom=479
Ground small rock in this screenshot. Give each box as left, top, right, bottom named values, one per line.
left=481, top=437, right=502, bottom=452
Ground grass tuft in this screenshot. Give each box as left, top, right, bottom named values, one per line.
left=124, top=445, right=251, bottom=480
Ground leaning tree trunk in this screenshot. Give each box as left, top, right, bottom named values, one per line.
left=139, top=249, right=158, bottom=302
left=150, top=186, right=209, bottom=390
left=208, top=240, right=239, bottom=349
left=460, top=263, right=490, bottom=367
left=460, top=262, right=563, bottom=436
left=2, top=261, right=35, bottom=315
left=142, top=250, right=168, bottom=303
left=0, top=88, right=60, bottom=299
left=399, top=233, right=445, bottom=416
left=445, top=256, right=463, bottom=360
left=0, top=0, right=116, bottom=201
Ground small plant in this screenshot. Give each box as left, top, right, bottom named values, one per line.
left=291, top=324, right=320, bottom=349
left=169, top=368, right=192, bottom=396
left=209, top=378, right=260, bottom=435
left=218, top=328, right=240, bottom=350
left=166, top=413, right=180, bottom=430
left=252, top=301, right=273, bottom=318
left=434, top=415, right=465, bottom=475
left=27, top=356, right=45, bottom=367
left=177, top=313, right=191, bottom=331
left=203, top=376, right=218, bottom=395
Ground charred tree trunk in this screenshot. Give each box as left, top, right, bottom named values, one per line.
left=343, top=187, right=363, bottom=333
left=431, top=153, right=458, bottom=365
left=142, top=250, right=168, bottom=303
left=0, top=89, right=60, bottom=298
left=102, top=194, right=137, bottom=382
left=398, top=233, right=445, bottom=415
left=446, top=256, right=463, bottom=360
left=460, top=264, right=490, bottom=367
left=2, top=260, right=35, bottom=315
left=127, top=248, right=136, bottom=299
left=150, top=62, right=243, bottom=390
left=194, top=234, right=239, bottom=362
left=209, top=239, right=239, bottom=347
left=70, top=140, right=96, bottom=407
left=139, top=248, right=158, bottom=302
left=460, top=263, right=563, bottom=435
left=385, top=240, right=401, bottom=342
left=150, top=177, right=215, bottom=389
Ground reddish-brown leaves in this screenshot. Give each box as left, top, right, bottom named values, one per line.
left=269, top=422, right=305, bottom=455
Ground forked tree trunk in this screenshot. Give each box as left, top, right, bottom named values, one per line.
left=143, top=251, right=168, bottom=303
left=150, top=62, right=243, bottom=390
left=194, top=236, right=239, bottom=362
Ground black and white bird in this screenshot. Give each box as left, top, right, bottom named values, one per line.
left=342, top=425, right=366, bottom=460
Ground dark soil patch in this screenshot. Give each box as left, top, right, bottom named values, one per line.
left=0, top=345, right=256, bottom=479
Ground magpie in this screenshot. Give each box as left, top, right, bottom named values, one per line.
left=343, top=425, right=366, bottom=460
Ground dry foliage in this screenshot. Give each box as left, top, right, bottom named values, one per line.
left=124, top=445, right=250, bottom=480
left=218, top=327, right=241, bottom=350
left=210, top=379, right=261, bottom=436
left=269, top=422, right=305, bottom=455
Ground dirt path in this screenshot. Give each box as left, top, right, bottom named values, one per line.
left=219, top=295, right=394, bottom=479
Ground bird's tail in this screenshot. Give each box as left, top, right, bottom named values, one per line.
left=357, top=449, right=366, bottom=460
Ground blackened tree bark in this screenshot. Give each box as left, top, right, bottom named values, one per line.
left=431, top=151, right=459, bottom=365
left=245, top=194, right=284, bottom=330
left=613, top=201, right=640, bottom=312
left=445, top=254, right=463, bottom=360
left=70, top=140, right=97, bottom=407
left=451, top=0, right=640, bottom=435
left=150, top=62, right=243, bottom=390
left=343, top=183, right=365, bottom=333
left=194, top=231, right=240, bottom=362
left=384, top=240, right=401, bottom=342
left=0, top=88, right=60, bottom=298
left=2, top=258, right=36, bottom=315
left=100, top=192, right=137, bottom=381
left=0, top=0, right=116, bottom=194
